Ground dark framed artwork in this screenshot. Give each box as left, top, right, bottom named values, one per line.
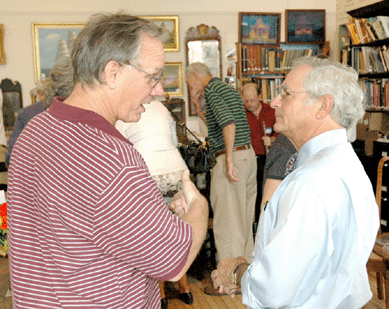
left=285, top=10, right=326, bottom=44
left=239, top=12, right=281, bottom=46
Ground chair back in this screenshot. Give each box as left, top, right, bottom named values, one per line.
left=376, top=156, right=389, bottom=236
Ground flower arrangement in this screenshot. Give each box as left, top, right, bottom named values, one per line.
left=0, top=202, right=8, bottom=256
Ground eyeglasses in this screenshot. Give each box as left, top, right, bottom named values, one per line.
left=277, top=87, right=308, bottom=101
left=128, top=63, right=164, bottom=89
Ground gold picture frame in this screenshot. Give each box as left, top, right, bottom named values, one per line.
left=0, top=24, right=6, bottom=65
left=32, top=22, right=84, bottom=83
left=140, top=16, right=179, bottom=52
left=162, top=62, right=183, bottom=97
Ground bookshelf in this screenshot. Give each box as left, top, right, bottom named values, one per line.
left=340, top=1, right=389, bottom=113
left=235, top=42, right=329, bottom=102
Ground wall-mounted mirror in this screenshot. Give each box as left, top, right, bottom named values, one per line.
left=185, top=24, right=222, bottom=116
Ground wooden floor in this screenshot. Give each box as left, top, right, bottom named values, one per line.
left=0, top=255, right=386, bottom=309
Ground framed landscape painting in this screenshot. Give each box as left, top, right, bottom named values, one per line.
left=162, top=62, right=183, bottom=97
left=285, top=10, right=326, bottom=44
left=239, top=12, right=281, bottom=46
left=140, top=16, right=179, bottom=52
left=32, top=22, right=84, bottom=83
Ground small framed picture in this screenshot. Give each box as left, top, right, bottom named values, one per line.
left=239, top=12, right=281, bottom=46
left=285, top=10, right=326, bottom=44
left=162, top=62, right=183, bottom=97
left=140, top=16, right=179, bottom=52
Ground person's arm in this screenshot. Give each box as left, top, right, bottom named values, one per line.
left=168, top=170, right=209, bottom=281
left=242, top=183, right=330, bottom=308
left=222, top=122, right=239, bottom=183
left=260, top=178, right=282, bottom=212
left=6, top=112, right=26, bottom=166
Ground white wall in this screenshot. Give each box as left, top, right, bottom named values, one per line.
left=0, top=0, right=336, bottom=130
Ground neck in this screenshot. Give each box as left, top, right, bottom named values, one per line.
left=64, top=83, right=115, bottom=124
left=292, top=121, right=343, bottom=150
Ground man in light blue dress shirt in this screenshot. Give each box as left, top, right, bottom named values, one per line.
left=210, top=56, right=379, bottom=309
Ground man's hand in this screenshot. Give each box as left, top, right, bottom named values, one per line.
left=169, top=170, right=199, bottom=219
left=226, top=160, right=239, bottom=184
left=210, top=257, right=248, bottom=296
left=262, top=136, right=271, bottom=147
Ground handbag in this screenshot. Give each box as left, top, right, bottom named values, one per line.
left=162, top=102, right=216, bottom=174
left=178, top=138, right=216, bottom=174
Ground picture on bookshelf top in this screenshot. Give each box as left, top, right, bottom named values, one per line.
left=238, top=12, right=281, bottom=46
left=285, top=10, right=326, bottom=44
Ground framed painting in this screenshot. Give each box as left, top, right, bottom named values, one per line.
left=140, top=16, right=179, bottom=52
left=0, top=24, right=6, bottom=65
left=32, top=22, right=84, bottom=83
left=285, top=10, right=326, bottom=44
left=162, top=62, right=183, bottom=97
left=239, top=12, right=281, bottom=46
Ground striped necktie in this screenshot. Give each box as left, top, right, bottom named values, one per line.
left=285, top=152, right=298, bottom=176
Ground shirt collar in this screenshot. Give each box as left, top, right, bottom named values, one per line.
left=295, top=129, right=348, bottom=169
left=48, top=96, right=130, bottom=144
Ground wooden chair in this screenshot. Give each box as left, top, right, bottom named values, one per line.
left=367, top=156, right=389, bottom=308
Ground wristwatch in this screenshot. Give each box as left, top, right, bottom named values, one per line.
left=232, top=263, right=245, bottom=285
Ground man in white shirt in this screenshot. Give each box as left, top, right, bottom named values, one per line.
left=210, top=56, right=379, bottom=309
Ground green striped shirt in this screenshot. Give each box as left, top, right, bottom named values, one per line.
left=204, top=78, right=251, bottom=154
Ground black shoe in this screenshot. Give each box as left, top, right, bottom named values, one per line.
left=161, top=298, right=168, bottom=309
left=178, top=292, right=194, bottom=305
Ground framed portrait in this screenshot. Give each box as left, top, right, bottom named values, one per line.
left=140, top=16, right=179, bottom=52
left=32, top=22, right=84, bottom=83
left=239, top=12, right=281, bottom=46
left=0, top=24, right=6, bottom=65
left=162, top=62, right=183, bottom=97
left=285, top=10, right=326, bottom=44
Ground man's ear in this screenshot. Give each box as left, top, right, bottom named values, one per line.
left=316, top=95, right=334, bottom=119
left=102, top=60, right=121, bottom=89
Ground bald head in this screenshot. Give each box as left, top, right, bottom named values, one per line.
left=242, top=83, right=262, bottom=115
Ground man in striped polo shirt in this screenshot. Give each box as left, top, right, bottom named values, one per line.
left=185, top=63, right=256, bottom=295
left=8, top=13, right=208, bottom=309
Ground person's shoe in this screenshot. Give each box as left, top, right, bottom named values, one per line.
left=161, top=298, right=168, bottom=309
left=178, top=292, right=194, bottom=305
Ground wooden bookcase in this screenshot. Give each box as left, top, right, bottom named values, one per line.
left=341, top=1, right=389, bottom=113
left=235, top=42, right=330, bottom=100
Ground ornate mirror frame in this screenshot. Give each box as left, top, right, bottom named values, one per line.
left=185, top=24, right=222, bottom=116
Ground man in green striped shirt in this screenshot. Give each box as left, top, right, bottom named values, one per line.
left=185, top=63, right=257, bottom=290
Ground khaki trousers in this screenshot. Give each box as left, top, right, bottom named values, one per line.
left=210, top=147, right=257, bottom=263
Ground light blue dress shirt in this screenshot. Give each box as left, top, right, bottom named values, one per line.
left=242, top=129, right=379, bottom=309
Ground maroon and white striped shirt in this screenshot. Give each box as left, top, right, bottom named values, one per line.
left=8, top=97, right=192, bottom=308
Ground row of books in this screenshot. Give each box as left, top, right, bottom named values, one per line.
left=253, top=76, right=284, bottom=104
left=342, top=45, right=389, bottom=74
left=345, top=16, right=389, bottom=45
left=359, top=78, right=389, bottom=110
left=241, top=45, right=321, bottom=75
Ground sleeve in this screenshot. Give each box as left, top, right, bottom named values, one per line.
left=242, top=181, right=332, bottom=308
left=92, top=165, right=193, bottom=281
left=265, top=143, right=295, bottom=180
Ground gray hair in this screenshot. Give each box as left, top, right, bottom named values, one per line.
left=43, top=57, right=75, bottom=108
left=185, top=62, right=212, bottom=79
left=292, top=56, right=365, bottom=130
left=71, top=12, right=162, bottom=87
